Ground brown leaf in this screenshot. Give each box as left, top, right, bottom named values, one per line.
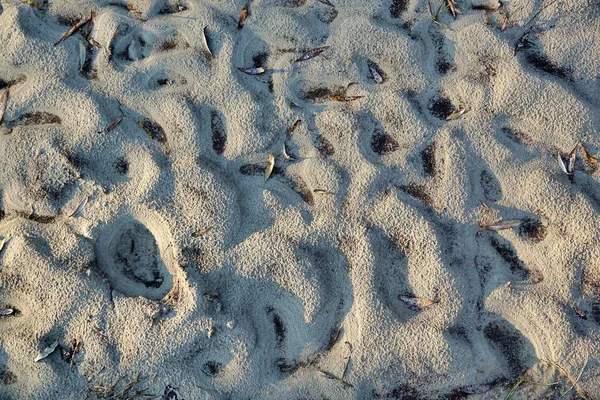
left=238, top=5, right=248, bottom=30
left=0, top=89, right=8, bottom=125
left=54, top=11, right=94, bottom=46
left=105, top=117, right=123, bottom=132
left=287, top=119, right=301, bottom=136
left=399, top=295, right=438, bottom=311
left=192, top=226, right=212, bottom=237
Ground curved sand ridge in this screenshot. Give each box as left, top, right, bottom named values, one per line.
left=1, top=0, right=600, bottom=399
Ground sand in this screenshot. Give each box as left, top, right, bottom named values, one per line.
left=1, top=0, right=599, bottom=398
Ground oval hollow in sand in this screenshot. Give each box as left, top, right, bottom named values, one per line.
left=96, top=219, right=173, bottom=300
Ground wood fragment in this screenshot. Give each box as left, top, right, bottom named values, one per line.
left=202, top=26, right=213, bottom=59
left=238, top=67, right=265, bottom=75
left=105, top=117, right=123, bottom=132
left=484, top=219, right=522, bottom=231
left=0, top=89, right=7, bottom=124
left=295, top=46, right=329, bottom=62
left=238, top=4, right=248, bottom=30
left=35, top=340, right=59, bottom=362
left=192, top=226, right=212, bottom=237
left=264, top=153, right=275, bottom=182
left=54, top=11, right=94, bottom=46
left=399, top=295, right=437, bottom=311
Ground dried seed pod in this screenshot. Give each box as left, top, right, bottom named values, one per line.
left=369, top=66, right=383, bottom=83
left=484, top=219, right=522, bottom=231
left=399, top=295, right=437, bottom=311
left=264, top=153, right=275, bottom=182
left=295, top=46, right=329, bottom=62
left=238, top=67, right=265, bottom=75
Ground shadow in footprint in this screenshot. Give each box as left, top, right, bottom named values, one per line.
left=483, top=319, right=537, bottom=379
left=95, top=218, right=173, bottom=300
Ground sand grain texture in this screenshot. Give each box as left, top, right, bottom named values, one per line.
left=1, top=0, right=600, bottom=398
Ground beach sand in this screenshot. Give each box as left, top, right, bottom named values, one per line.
left=1, top=0, right=599, bottom=398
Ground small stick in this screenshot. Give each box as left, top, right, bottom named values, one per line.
left=54, top=11, right=95, bottom=46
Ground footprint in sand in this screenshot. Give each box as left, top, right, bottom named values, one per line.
left=95, top=217, right=173, bottom=300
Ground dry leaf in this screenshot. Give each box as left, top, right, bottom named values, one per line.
left=35, top=340, right=59, bottom=362
left=54, top=11, right=94, bottom=46
left=295, top=46, right=329, bottom=62
left=399, top=295, right=437, bottom=311
left=369, top=66, right=383, bottom=83
left=330, top=95, right=364, bottom=102
left=238, top=5, right=248, bottom=30
left=557, top=152, right=569, bottom=175
left=78, top=39, right=87, bottom=71
left=202, top=26, right=213, bottom=59
left=282, top=143, right=295, bottom=161
left=238, top=67, right=265, bottom=75
left=313, top=189, right=334, bottom=195
left=192, top=226, right=212, bottom=237
left=287, top=119, right=301, bottom=136
left=69, top=196, right=89, bottom=218
left=0, top=89, right=8, bottom=124
left=445, top=0, right=461, bottom=18
left=485, top=219, right=522, bottom=231
left=0, top=236, right=8, bottom=253
left=264, top=153, right=275, bottom=182
left=446, top=108, right=466, bottom=120
left=105, top=117, right=123, bottom=132
left=580, top=142, right=598, bottom=165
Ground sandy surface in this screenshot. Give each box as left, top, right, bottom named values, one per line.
left=1, top=0, right=599, bottom=398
